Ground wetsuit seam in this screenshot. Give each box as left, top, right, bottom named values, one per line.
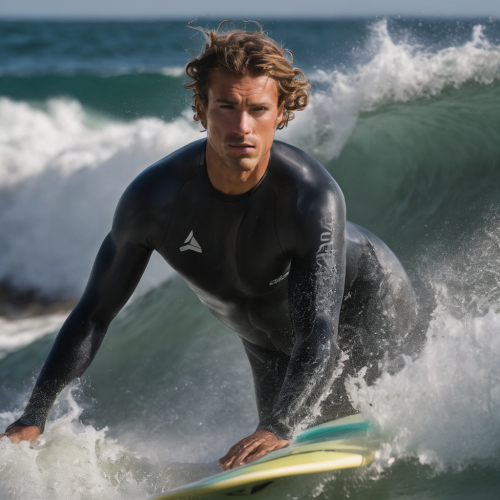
left=157, top=173, right=200, bottom=251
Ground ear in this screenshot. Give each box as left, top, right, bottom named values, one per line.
left=275, top=101, right=285, bottom=128
left=194, top=96, right=208, bottom=129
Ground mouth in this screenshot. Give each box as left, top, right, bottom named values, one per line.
left=229, top=144, right=255, bottom=153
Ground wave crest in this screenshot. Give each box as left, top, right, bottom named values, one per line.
left=284, top=20, right=500, bottom=159
left=0, top=99, right=201, bottom=298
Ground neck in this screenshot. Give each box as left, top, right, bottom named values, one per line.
left=205, top=141, right=270, bottom=196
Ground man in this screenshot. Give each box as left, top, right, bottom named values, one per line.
left=2, top=27, right=417, bottom=470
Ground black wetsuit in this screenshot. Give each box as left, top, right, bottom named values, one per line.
left=10, top=139, right=417, bottom=440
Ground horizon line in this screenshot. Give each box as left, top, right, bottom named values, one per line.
left=1, top=14, right=499, bottom=22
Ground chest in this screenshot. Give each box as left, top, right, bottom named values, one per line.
left=158, top=178, right=290, bottom=298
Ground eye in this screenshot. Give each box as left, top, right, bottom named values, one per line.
left=220, top=104, right=234, bottom=110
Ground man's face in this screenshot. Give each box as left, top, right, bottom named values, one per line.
left=195, top=70, right=284, bottom=173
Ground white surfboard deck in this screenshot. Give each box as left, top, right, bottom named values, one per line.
left=149, top=413, right=378, bottom=500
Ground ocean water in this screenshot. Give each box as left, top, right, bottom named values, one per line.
left=1, top=17, right=500, bottom=499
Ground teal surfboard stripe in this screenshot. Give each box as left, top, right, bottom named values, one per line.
left=295, top=421, right=370, bottom=444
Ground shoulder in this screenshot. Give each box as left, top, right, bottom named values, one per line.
left=266, top=141, right=345, bottom=256
left=112, top=139, right=205, bottom=249
left=266, top=140, right=344, bottom=210
left=121, top=139, right=204, bottom=202
left=267, top=141, right=345, bottom=219
left=268, top=141, right=338, bottom=187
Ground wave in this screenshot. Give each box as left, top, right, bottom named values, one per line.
left=350, top=307, right=500, bottom=471
left=283, top=21, right=500, bottom=159
left=0, top=276, right=255, bottom=500
left=0, top=98, right=201, bottom=298
left=0, top=71, right=188, bottom=121
left=0, top=392, right=155, bottom=500
left=323, top=82, right=500, bottom=252
left=282, top=21, right=500, bottom=264
left=0, top=21, right=499, bottom=301
left=0, top=313, right=65, bottom=360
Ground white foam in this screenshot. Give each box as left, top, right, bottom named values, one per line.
left=281, top=21, right=500, bottom=159
left=0, top=313, right=65, bottom=359
left=0, top=99, right=202, bottom=298
left=0, top=392, right=150, bottom=500
left=348, top=306, right=500, bottom=470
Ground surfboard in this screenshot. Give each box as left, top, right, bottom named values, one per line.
left=149, top=413, right=378, bottom=500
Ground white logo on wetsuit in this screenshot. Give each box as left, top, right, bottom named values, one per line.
left=316, top=217, right=334, bottom=269
left=269, top=271, right=289, bottom=286
left=180, top=230, right=202, bottom=253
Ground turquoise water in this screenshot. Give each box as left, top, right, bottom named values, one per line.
left=1, top=18, right=500, bottom=500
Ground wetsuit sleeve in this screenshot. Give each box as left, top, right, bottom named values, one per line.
left=7, top=185, right=159, bottom=434
left=257, top=181, right=346, bottom=440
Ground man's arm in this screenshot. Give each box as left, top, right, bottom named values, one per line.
left=2, top=179, right=160, bottom=441
left=219, top=178, right=346, bottom=469
left=262, top=184, right=346, bottom=434
left=257, top=233, right=345, bottom=438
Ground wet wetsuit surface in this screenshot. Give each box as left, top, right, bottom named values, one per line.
left=11, top=139, right=417, bottom=440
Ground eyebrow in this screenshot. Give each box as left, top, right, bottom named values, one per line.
left=215, top=99, right=271, bottom=106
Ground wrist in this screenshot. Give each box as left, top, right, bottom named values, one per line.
left=256, top=419, right=293, bottom=441
left=7, top=414, right=45, bottom=434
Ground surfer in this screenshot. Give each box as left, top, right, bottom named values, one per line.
left=2, top=26, right=419, bottom=470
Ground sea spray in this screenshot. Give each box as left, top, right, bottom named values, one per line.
left=0, top=390, right=152, bottom=500
left=0, top=99, right=198, bottom=298
left=349, top=308, right=500, bottom=468
left=282, top=21, right=500, bottom=160
left=347, top=213, right=500, bottom=471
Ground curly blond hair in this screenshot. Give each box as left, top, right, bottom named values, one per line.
left=185, top=23, right=310, bottom=130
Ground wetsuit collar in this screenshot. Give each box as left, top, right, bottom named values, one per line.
left=199, top=139, right=271, bottom=202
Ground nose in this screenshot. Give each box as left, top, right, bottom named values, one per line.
left=234, top=110, right=251, bottom=136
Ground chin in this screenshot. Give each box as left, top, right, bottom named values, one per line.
left=225, top=157, right=258, bottom=172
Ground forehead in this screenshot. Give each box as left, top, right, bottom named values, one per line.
left=207, top=70, right=279, bottom=102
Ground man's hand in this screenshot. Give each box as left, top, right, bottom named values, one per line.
left=0, top=425, right=40, bottom=444
left=219, top=429, right=289, bottom=471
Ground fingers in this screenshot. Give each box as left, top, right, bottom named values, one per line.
left=242, top=439, right=290, bottom=465
left=219, top=431, right=291, bottom=471
left=220, top=435, right=255, bottom=462
left=276, top=439, right=290, bottom=449
left=242, top=443, right=274, bottom=464
left=228, top=438, right=266, bottom=469
left=219, top=437, right=254, bottom=465
left=220, top=437, right=265, bottom=470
